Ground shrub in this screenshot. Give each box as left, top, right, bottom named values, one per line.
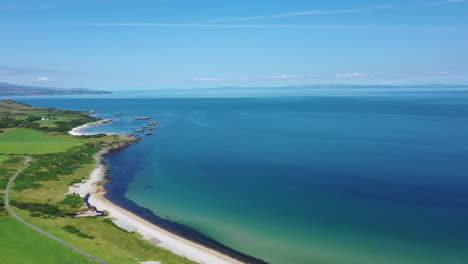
left=0, top=175, right=11, bottom=190
left=0, top=196, right=7, bottom=216
left=30, top=212, right=42, bottom=217
left=63, top=225, right=95, bottom=239
left=0, top=117, right=21, bottom=128
left=59, top=194, right=83, bottom=208
left=79, top=134, right=107, bottom=138
left=10, top=200, right=65, bottom=217
left=3, top=157, right=23, bottom=164
left=69, top=178, right=84, bottom=186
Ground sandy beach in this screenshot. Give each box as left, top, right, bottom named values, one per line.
left=68, top=119, right=115, bottom=136
left=68, top=123, right=244, bottom=264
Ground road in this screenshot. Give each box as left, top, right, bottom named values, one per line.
left=4, top=157, right=111, bottom=264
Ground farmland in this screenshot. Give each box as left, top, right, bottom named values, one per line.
left=0, top=216, right=100, bottom=264
left=0, top=128, right=84, bottom=154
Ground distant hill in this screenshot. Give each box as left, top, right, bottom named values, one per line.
left=0, top=82, right=111, bottom=96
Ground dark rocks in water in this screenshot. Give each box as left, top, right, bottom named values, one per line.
left=133, top=129, right=144, bottom=132
left=145, top=132, right=156, bottom=136
left=135, top=117, right=152, bottom=120
left=114, top=113, right=123, bottom=116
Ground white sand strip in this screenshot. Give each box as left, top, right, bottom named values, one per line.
left=68, top=163, right=106, bottom=196
left=68, top=119, right=114, bottom=136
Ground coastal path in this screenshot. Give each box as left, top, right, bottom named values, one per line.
left=4, top=157, right=111, bottom=264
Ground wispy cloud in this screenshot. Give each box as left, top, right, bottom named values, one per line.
left=187, top=70, right=468, bottom=86
left=84, top=22, right=462, bottom=31
left=265, top=75, right=301, bottom=79
left=0, top=70, right=13, bottom=76
left=192, top=78, right=224, bottom=81
left=192, top=77, right=250, bottom=82
left=0, top=67, right=19, bottom=77
left=215, top=5, right=391, bottom=22
left=336, top=72, right=368, bottom=78
left=86, top=22, right=337, bottom=29
left=0, top=66, right=41, bottom=77
left=424, top=70, right=468, bottom=76
left=424, top=0, right=466, bottom=6
left=36, top=76, right=49, bottom=81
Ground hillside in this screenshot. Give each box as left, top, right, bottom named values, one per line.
left=0, top=82, right=111, bottom=96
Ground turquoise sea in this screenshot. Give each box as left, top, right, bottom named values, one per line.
left=14, top=88, right=468, bottom=264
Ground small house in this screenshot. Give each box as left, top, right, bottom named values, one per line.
left=41, top=117, right=57, bottom=121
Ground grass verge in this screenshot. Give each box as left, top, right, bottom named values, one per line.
left=0, top=216, right=101, bottom=264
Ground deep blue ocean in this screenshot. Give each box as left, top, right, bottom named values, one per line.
left=12, top=88, right=468, bottom=264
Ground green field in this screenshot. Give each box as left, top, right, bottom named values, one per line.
left=0, top=216, right=100, bottom=264
left=0, top=155, right=8, bottom=163
left=0, top=128, right=84, bottom=142
left=0, top=129, right=84, bottom=154
left=0, top=142, right=82, bottom=154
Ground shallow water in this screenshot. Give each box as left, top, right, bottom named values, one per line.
left=18, top=91, right=468, bottom=264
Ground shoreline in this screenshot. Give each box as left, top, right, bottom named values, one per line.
left=68, top=119, right=115, bottom=136
left=68, top=122, right=255, bottom=264
left=90, top=192, right=245, bottom=264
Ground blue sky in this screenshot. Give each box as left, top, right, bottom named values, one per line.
left=1, top=0, right=468, bottom=90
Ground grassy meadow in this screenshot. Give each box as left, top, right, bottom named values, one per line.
left=0, top=142, right=82, bottom=154
left=0, top=128, right=85, bottom=154
left=0, top=155, right=9, bottom=163
left=0, top=128, right=85, bottom=142
left=0, top=216, right=100, bottom=264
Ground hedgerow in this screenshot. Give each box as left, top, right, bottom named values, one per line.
left=63, top=225, right=95, bottom=239
left=10, top=200, right=65, bottom=217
